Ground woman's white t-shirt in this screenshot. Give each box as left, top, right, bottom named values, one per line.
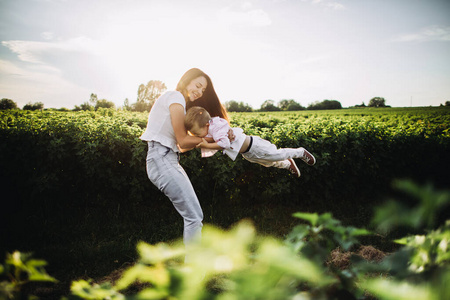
left=139, top=91, right=186, bottom=152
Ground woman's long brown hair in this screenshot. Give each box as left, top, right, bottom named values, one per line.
left=176, top=68, right=229, bottom=122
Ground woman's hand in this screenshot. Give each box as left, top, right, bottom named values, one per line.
left=228, top=129, right=235, bottom=142
left=196, top=138, right=210, bottom=148
left=196, top=139, right=223, bottom=150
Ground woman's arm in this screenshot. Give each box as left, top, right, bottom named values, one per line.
left=196, top=138, right=224, bottom=150
left=170, top=103, right=202, bottom=151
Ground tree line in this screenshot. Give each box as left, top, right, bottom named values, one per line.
left=4, top=78, right=448, bottom=111
left=226, top=97, right=395, bottom=112
left=0, top=95, right=395, bottom=112
left=0, top=99, right=45, bottom=111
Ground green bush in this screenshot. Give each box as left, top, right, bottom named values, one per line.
left=1, top=108, right=449, bottom=211
left=66, top=180, right=449, bottom=299
left=0, top=251, right=56, bottom=299
left=1, top=180, right=449, bottom=299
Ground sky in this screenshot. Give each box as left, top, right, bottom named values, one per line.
left=1, top=0, right=449, bottom=109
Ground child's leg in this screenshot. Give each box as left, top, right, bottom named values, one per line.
left=242, top=155, right=290, bottom=168
left=241, top=156, right=301, bottom=177
left=242, top=136, right=316, bottom=165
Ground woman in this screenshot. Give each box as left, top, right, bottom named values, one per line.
left=140, top=68, right=229, bottom=252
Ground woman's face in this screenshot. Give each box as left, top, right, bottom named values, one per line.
left=186, top=76, right=207, bottom=101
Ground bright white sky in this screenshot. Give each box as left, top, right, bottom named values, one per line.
left=1, top=0, right=449, bottom=109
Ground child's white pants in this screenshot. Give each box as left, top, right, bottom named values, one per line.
left=146, top=141, right=203, bottom=246
left=241, top=136, right=304, bottom=169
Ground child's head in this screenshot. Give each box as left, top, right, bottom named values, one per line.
left=184, top=106, right=211, bottom=137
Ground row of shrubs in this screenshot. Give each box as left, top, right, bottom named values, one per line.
left=1, top=109, right=449, bottom=240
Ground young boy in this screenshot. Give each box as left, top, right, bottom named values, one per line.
left=184, top=106, right=316, bottom=177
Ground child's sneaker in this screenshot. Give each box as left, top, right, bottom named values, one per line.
left=288, top=159, right=301, bottom=177
left=299, top=147, right=316, bottom=166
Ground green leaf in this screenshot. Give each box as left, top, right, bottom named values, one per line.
left=115, top=264, right=170, bottom=291
left=71, top=280, right=124, bottom=300
left=137, top=242, right=184, bottom=265
left=360, top=278, right=438, bottom=300
left=28, top=272, right=57, bottom=282
left=293, top=212, right=319, bottom=226
left=349, top=227, right=371, bottom=236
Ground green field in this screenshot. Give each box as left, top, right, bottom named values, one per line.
left=1, top=107, right=449, bottom=298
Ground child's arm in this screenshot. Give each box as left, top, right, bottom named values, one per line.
left=196, top=138, right=224, bottom=150
left=198, top=118, right=232, bottom=150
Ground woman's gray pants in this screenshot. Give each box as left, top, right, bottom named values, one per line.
left=146, top=141, right=203, bottom=245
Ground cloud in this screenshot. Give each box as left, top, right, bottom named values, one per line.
left=2, top=36, right=101, bottom=64
left=219, top=7, right=272, bottom=27
left=2, top=40, right=47, bottom=64
left=0, top=59, right=89, bottom=108
left=240, top=1, right=253, bottom=10
left=394, top=25, right=450, bottom=42
left=323, top=2, right=345, bottom=10
left=41, top=32, right=54, bottom=40
left=303, top=0, right=345, bottom=10
left=1, top=36, right=118, bottom=98
left=299, top=54, right=332, bottom=64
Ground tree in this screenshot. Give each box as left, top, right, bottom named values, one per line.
left=278, top=99, right=291, bottom=110
left=368, top=97, right=386, bottom=108
left=287, top=101, right=305, bottom=111
left=0, top=98, right=17, bottom=110
left=225, top=100, right=253, bottom=112
left=226, top=100, right=239, bottom=112
left=131, top=101, right=150, bottom=112
left=308, top=100, right=342, bottom=110
left=23, top=102, right=44, bottom=111
left=136, top=80, right=167, bottom=111
left=445, top=101, right=450, bottom=107
left=89, top=93, right=98, bottom=105
left=123, top=98, right=132, bottom=111
left=95, top=99, right=115, bottom=110
left=278, top=99, right=304, bottom=111
left=74, top=93, right=115, bottom=111
left=73, top=102, right=94, bottom=111
left=260, top=99, right=280, bottom=111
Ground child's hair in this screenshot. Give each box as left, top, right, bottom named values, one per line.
left=184, top=106, right=211, bottom=131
